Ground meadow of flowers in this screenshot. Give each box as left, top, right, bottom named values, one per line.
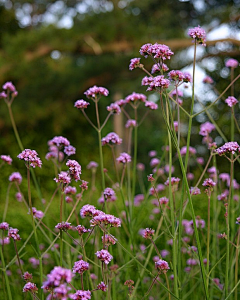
left=0, top=26, right=240, bottom=300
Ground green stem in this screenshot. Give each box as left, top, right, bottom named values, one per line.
left=0, top=246, right=12, bottom=300
left=3, top=183, right=12, bottom=221
left=206, top=194, right=210, bottom=288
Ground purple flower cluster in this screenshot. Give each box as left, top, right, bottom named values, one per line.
left=55, top=222, right=72, bottom=231
left=188, top=26, right=206, bottom=46
left=9, top=172, right=22, bottom=184
left=225, top=96, right=238, bottom=108
left=203, top=76, right=213, bottom=84
left=23, top=282, right=38, bottom=293
left=42, top=266, right=74, bottom=290
left=66, top=160, right=82, bottom=181
left=1, top=81, right=18, bottom=99
left=225, top=58, right=239, bottom=68
left=103, top=187, right=116, bottom=201
left=215, top=142, right=240, bottom=155
left=97, top=281, right=108, bottom=292
left=54, top=171, right=71, bottom=184
left=107, top=103, right=121, bottom=114
left=125, top=92, right=147, bottom=103
left=0, top=222, right=9, bottom=230
left=74, top=99, right=90, bottom=109
left=164, top=177, right=180, bottom=186
left=49, top=136, right=70, bottom=148
left=151, top=63, right=169, bottom=74
left=75, top=225, right=91, bottom=235
left=139, top=43, right=174, bottom=60
left=86, top=161, right=98, bottom=169
left=101, top=132, right=122, bottom=146
left=102, top=234, right=116, bottom=246
left=95, top=249, right=113, bottom=264
left=129, top=58, right=141, bottom=70
left=84, top=86, right=109, bottom=100
left=1, top=155, right=12, bottom=165
left=168, top=70, right=191, bottom=83
left=142, top=75, right=170, bottom=91
left=180, top=146, right=196, bottom=156
left=125, top=119, right=137, bottom=128
left=31, top=207, right=44, bottom=219
left=72, top=260, right=89, bottom=274
left=145, top=101, right=158, bottom=110
left=190, top=187, right=201, bottom=195
left=8, top=227, right=21, bottom=241
left=202, top=178, right=216, bottom=187
left=18, top=149, right=42, bottom=168
left=116, top=152, right=131, bottom=164
left=70, top=290, right=92, bottom=299
left=199, top=122, right=215, bottom=136
left=141, top=228, right=155, bottom=239
left=155, top=259, right=170, bottom=273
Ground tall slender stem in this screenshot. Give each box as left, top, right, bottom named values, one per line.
left=206, top=194, right=211, bottom=288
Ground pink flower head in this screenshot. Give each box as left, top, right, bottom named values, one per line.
left=190, top=187, right=201, bottom=195
left=64, top=186, right=77, bottom=195
left=155, top=259, right=170, bottom=274
left=225, top=58, right=239, bottom=68
left=15, top=192, right=23, bottom=202
left=197, top=157, right=204, bottom=165
left=8, top=227, right=21, bottom=241
left=164, top=177, right=180, bottom=186
left=199, top=122, right=215, bottom=136
left=125, top=92, right=146, bottom=103
left=134, top=194, right=144, bottom=206
left=215, top=142, right=240, bottom=155
left=23, top=282, right=38, bottom=293
left=64, top=145, right=76, bottom=156
left=0, top=222, right=9, bottom=230
left=74, top=99, right=90, bottom=109
left=136, top=163, right=145, bottom=171
left=29, top=257, right=39, bottom=267
left=142, top=75, right=170, bottom=91
left=217, top=190, right=229, bottom=201
left=151, top=63, right=169, bottom=74
left=54, top=171, right=71, bottom=184
left=102, top=234, right=116, bottom=246
left=203, top=76, right=213, bottom=84
left=150, top=158, right=160, bottom=168
left=23, top=272, right=33, bottom=281
left=17, top=149, right=42, bottom=168
left=125, top=119, right=137, bottom=128
left=141, top=228, right=155, bottom=239
left=219, top=173, right=230, bottom=182
left=84, top=85, right=109, bottom=100
left=145, top=101, right=158, bottom=110
left=225, top=96, right=238, bottom=107
left=3, top=81, right=16, bottom=92
left=49, top=136, right=70, bottom=148
left=0, top=91, right=7, bottom=98
left=1, top=155, right=12, bottom=165
left=180, top=146, right=196, bottom=156
left=161, top=250, right=170, bottom=258
left=72, top=260, right=89, bottom=274
left=97, top=281, right=108, bottom=291
left=116, top=152, right=131, bottom=164
left=107, top=103, right=121, bottom=115
left=140, top=43, right=174, bottom=60
left=71, top=290, right=92, bottom=299
left=90, top=212, right=121, bottom=228
left=41, top=266, right=74, bottom=289
left=95, top=249, right=113, bottom=264
left=236, top=216, right=240, bottom=225
left=202, top=178, right=216, bottom=187
left=86, top=161, right=98, bottom=169
left=66, top=160, right=81, bottom=181
left=9, top=172, right=22, bottom=184
left=75, top=225, right=90, bottom=235
left=103, top=187, right=116, bottom=201
left=55, top=222, right=72, bottom=231
left=129, top=58, right=141, bottom=70
left=80, top=204, right=98, bottom=218
left=159, top=197, right=169, bottom=205
left=169, top=70, right=185, bottom=82
left=187, top=258, right=198, bottom=266
left=188, top=26, right=206, bottom=46
left=101, top=132, right=122, bottom=146
left=31, top=207, right=44, bottom=219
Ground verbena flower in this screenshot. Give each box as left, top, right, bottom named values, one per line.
left=74, top=99, right=90, bottom=109
left=8, top=227, right=21, bottom=241
left=9, top=172, right=22, bottom=184
left=1, top=155, right=12, bottom=165
left=3, top=81, right=16, bottom=92
left=64, top=145, right=76, bottom=156
left=186, top=258, right=198, bottom=266
left=199, top=122, right=215, bottom=136
left=70, top=290, right=92, bottom=299
left=159, top=197, right=169, bottom=205
left=23, top=282, right=38, bottom=293
left=41, top=266, right=74, bottom=289
left=95, top=249, right=113, bottom=264
left=142, top=75, right=170, bottom=91
left=125, top=119, right=137, bottom=128
left=31, top=207, right=44, bottom=219
left=49, top=136, right=70, bottom=148
left=101, top=132, right=122, bottom=146
left=155, top=259, right=170, bottom=273
left=102, top=234, right=116, bottom=246
left=180, top=146, right=196, bottom=156
left=145, top=101, right=158, bottom=110
left=55, top=222, right=72, bottom=231
left=164, top=177, right=180, bottom=186
left=64, top=186, right=77, bottom=195
left=202, top=178, right=216, bottom=187
left=225, top=96, right=238, bottom=107
left=0, top=222, right=9, bottom=230
left=190, top=187, right=201, bottom=195
left=23, top=272, right=33, bottom=281
left=15, top=192, right=23, bottom=202
left=86, top=161, right=98, bottom=169
left=107, top=103, right=121, bottom=114
left=103, top=187, right=116, bottom=201
left=129, top=58, right=141, bottom=70
left=72, top=260, right=89, bottom=274
left=139, top=43, right=174, bottom=60
left=116, top=152, right=131, bottom=164
left=225, top=58, right=239, bottom=68
left=215, top=142, right=240, bottom=155
left=80, top=204, right=98, bottom=218
left=84, top=86, right=109, bottom=100
left=54, top=171, right=71, bottom=184
left=125, top=92, right=146, bottom=103
left=75, top=225, right=91, bottom=235
left=90, top=212, right=121, bottom=228
left=141, top=228, right=155, bottom=239
left=188, top=26, right=206, bottom=46
left=17, top=149, right=42, bottom=168
left=151, top=63, right=169, bottom=74
left=203, top=76, right=213, bottom=84
left=66, top=160, right=81, bottom=181
left=97, top=281, right=108, bottom=291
